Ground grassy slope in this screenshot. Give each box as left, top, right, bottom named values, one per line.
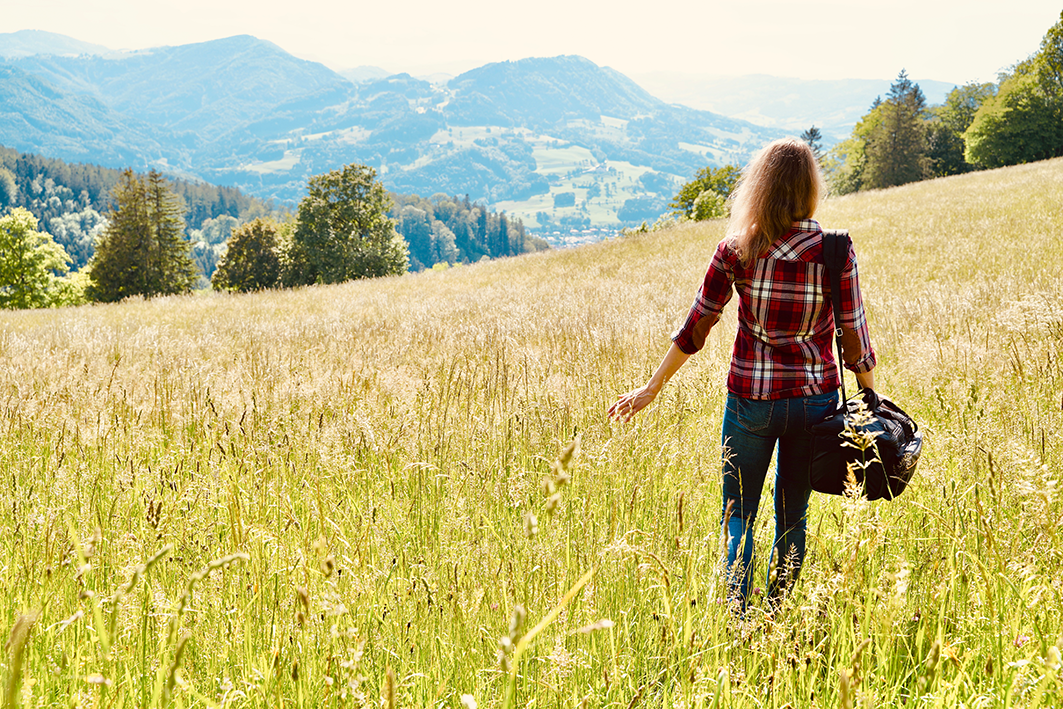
left=1, top=158, right=1062, bottom=707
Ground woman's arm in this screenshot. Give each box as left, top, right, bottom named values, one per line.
left=838, top=236, right=877, bottom=385
left=855, top=369, right=874, bottom=390
left=608, top=343, right=691, bottom=422
left=611, top=240, right=732, bottom=422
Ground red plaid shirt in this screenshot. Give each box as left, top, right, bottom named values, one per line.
left=672, top=219, right=875, bottom=400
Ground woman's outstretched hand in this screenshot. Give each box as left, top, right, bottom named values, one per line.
left=608, top=383, right=660, bottom=422
left=608, top=344, right=691, bottom=423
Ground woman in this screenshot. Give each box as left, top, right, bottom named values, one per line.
left=608, top=138, right=876, bottom=609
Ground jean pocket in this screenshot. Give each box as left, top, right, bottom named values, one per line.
left=803, top=391, right=839, bottom=427
left=728, top=396, right=772, bottom=433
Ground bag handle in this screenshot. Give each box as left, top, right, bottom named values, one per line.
left=822, top=229, right=850, bottom=407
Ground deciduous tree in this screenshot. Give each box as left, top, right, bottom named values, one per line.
left=289, top=164, right=408, bottom=285
left=926, top=83, right=997, bottom=176
left=964, top=73, right=1063, bottom=167
left=823, top=95, right=895, bottom=195
left=1036, top=10, right=1063, bottom=100
left=211, top=218, right=282, bottom=293
left=965, top=12, right=1063, bottom=168
left=669, top=165, right=741, bottom=219
left=0, top=207, right=70, bottom=309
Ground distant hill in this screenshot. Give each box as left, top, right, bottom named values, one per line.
left=631, top=72, right=958, bottom=142
left=339, top=66, right=392, bottom=83
left=448, top=56, right=661, bottom=126
left=0, top=30, right=110, bottom=58
left=2, top=35, right=787, bottom=226
left=12, top=35, right=354, bottom=135
left=0, top=63, right=175, bottom=168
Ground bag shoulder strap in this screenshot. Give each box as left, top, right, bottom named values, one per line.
left=822, top=229, right=851, bottom=403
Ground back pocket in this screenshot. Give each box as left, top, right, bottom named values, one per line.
left=727, top=396, right=772, bottom=433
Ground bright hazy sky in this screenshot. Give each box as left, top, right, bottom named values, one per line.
left=5, top=0, right=1061, bottom=83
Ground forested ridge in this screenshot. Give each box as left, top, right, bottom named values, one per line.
left=0, top=144, right=546, bottom=310
left=0, top=145, right=270, bottom=271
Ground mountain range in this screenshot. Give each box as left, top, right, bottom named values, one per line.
left=0, top=31, right=956, bottom=227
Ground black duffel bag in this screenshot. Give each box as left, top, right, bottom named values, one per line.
left=808, top=230, right=923, bottom=500
left=809, top=387, right=923, bottom=499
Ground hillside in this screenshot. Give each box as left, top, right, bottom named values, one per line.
left=0, top=29, right=110, bottom=58
left=2, top=157, right=1061, bottom=705
left=0, top=34, right=781, bottom=226
left=0, top=63, right=174, bottom=168
left=13, top=35, right=353, bottom=135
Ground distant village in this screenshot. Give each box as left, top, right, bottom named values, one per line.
left=536, top=227, right=623, bottom=248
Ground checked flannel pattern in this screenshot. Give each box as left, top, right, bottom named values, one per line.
left=672, top=219, right=876, bottom=400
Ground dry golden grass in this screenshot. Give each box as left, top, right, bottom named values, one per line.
left=1, top=157, right=1062, bottom=707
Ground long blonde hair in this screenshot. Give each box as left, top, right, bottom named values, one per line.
left=727, top=138, right=825, bottom=266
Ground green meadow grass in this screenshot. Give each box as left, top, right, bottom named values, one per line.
left=1, top=158, right=1062, bottom=708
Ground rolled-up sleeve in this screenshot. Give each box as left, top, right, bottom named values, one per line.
left=671, top=240, right=735, bottom=355
left=837, top=240, right=876, bottom=373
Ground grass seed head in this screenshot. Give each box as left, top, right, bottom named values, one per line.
left=4, top=611, right=40, bottom=707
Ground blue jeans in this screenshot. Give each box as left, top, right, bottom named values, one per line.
left=720, top=389, right=838, bottom=608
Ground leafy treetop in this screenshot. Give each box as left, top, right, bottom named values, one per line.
left=0, top=207, right=70, bottom=309
left=289, top=164, right=408, bottom=285
left=670, top=165, right=741, bottom=219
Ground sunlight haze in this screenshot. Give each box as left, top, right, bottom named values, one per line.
left=4, top=0, right=1060, bottom=83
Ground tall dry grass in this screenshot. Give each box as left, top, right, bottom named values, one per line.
left=0, top=157, right=1061, bottom=707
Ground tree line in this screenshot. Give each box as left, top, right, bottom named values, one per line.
left=0, top=157, right=545, bottom=309
left=825, top=11, right=1063, bottom=194
left=392, top=192, right=548, bottom=271
left=0, top=146, right=272, bottom=272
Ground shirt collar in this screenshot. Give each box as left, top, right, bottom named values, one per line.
left=767, top=219, right=823, bottom=260
left=792, top=218, right=821, bottom=234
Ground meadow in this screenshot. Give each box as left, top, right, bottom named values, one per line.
left=1, top=157, right=1062, bottom=708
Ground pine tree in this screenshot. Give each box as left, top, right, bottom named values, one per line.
left=87, top=170, right=197, bottom=302
left=863, top=70, right=930, bottom=189
left=476, top=206, right=488, bottom=252
left=800, top=126, right=823, bottom=161
left=497, top=213, right=508, bottom=256
left=146, top=171, right=197, bottom=295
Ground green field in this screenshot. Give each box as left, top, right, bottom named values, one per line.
left=496, top=156, right=661, bottom=229
left=2, top=158, right=1063, bottom=707
left=421, top=123, right=679, bottom=228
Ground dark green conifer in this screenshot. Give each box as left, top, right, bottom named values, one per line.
left=87, top=170, right=197, bottom=302
left=862, top=70, right=930, bottom=189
